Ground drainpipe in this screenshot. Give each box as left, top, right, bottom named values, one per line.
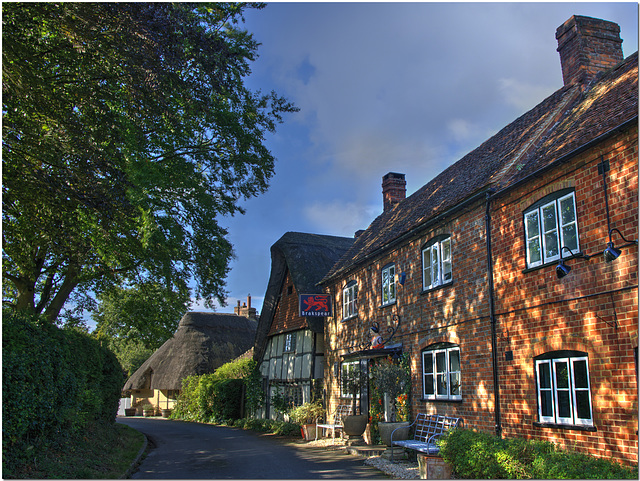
left=485, top=191, right=502, bottom=437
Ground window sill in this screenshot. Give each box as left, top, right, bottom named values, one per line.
left=379, top=301, right=397, bottom=309
left=523, top=252, right=587, bottom=274
left=420, top=398, right=463, bottom=403
left=341, top=315, right=358, bottom=323
left=421, top=281, right=453, bottom=295
left=533, top=422, right=596, bottom=432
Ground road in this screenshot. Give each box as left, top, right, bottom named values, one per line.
left=118, top=417, right=387, bottom=479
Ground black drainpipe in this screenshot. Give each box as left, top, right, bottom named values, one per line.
left=485, top=190, right=502, bottom=437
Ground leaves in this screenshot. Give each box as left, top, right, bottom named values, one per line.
left=2, top=3, right=297, bottom=322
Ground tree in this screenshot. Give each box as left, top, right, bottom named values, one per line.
left=2, top=3, right=296, bottom=323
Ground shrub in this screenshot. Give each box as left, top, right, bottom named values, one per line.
left=288, top=401, right=325, bottom=425
left=2, top=311, right=125, bottom=476
left=438, top=428, right=637, bottom=479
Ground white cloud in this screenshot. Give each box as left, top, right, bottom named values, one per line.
left=304, top=200, right=379, bottom=238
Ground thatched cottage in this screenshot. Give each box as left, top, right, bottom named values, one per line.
left=123, top=305, right=257, bottom=413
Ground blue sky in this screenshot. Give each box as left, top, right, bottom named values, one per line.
left=193, top=2, right=638, bottom=316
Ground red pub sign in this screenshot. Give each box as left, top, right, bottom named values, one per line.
left=299, top=294, right=332, bottom=317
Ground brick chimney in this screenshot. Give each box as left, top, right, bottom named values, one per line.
left=382, top=172, right=406, bottom=212
left=556, top=16, right=623, bottom=87
left=234, top=294, right=257, bottom=320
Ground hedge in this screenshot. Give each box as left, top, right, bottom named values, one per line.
left=172, top=373, right=244, bottom=423
left=438, top=428, right=638, bottom=479
left=2, top=311, right=125, bottom=475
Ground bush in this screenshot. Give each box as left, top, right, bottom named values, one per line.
left=2, top=311, right=125, bottom=476
left=438, top=428, right=637, bottom=479
left=288, top=401, right=325, bottom=425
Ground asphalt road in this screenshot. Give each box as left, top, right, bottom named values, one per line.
left=118, top=417, right=387, bottom=479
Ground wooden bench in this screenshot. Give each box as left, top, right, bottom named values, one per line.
left=315, top=404, right=352, bottom=443
left=391, top=413, right=462, bottom=461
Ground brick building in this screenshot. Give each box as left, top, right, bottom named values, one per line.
left=319, top=15, right=637, bottom=464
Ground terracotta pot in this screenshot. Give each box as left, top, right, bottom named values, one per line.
left=343, top=414, right=368, bottom=436
left=378, top=421, right=410, bottom=446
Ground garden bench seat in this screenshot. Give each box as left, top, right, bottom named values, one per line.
left=391, top=413, right=462, bottom=461
left=315, top=404, right=352, bottom=443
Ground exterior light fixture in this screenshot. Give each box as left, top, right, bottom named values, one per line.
left=604, top=229, right=637, bottom=263
left=556, top=246, right=591, bottom=279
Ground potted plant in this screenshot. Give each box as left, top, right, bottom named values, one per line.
left=289, top=401, right=325, bottom=441
left=142, top=402, right=155, bottom=417
left=342, top=364, right=368, bottom=443
left=372, top=356, right=411, bottom=446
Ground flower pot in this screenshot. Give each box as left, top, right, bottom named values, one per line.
left=144, top=409, right=155, bottom=417
left=343, top=414, right=368, bottom=436
left=301, top=424, right=317, bottom=441
left=161, top=409, right=172, bottom=418
left=124, top=407, right=137, bottom=417
left=378, top=421, right=410, bottom=446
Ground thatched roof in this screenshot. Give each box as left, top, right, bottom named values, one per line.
left=124, top=311, right=258, bottom=391
left=253, top=232, right=355, bottom=362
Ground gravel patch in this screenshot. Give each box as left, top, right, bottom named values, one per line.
left=303, top=437, right=420, bottom=479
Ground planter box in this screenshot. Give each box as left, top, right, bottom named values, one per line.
left=124, top=408, right=137, bottom=417
left=301, top=424, right=317, bottom=441
left=417, top=454, right=453, bottom=480
left=378, top=421, right=410, bottom=446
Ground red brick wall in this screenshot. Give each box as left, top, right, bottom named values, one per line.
left=491, top=126, right=638, bottom=464
left=324, top=125, right=637, bottom=464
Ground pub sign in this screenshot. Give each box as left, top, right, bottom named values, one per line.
left=299, top=294, right=332, bottom=317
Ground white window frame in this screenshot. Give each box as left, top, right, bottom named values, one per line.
left=422, top=345, right=461, bottom=401
left=340, top=360, right=361, bottom=399
left=422, top=236, right=452, bottom=290
left=524, top=192, right=579, bottom=268
left=284, top=332, right=296, bottom=353
left=535, top=355, right=593, bottom=426
left=381, top=264, right=396, bottom=306
left=342, top=281, right=358, bottom=320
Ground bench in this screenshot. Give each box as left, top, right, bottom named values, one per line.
left=391, top=413, right=462, bottom=462
left=315, top=404, right=352, bottom=443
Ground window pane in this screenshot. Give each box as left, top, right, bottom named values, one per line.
left=424, top=374, right=434, bottom=396
left=562, top=224, right=578, bottom=252
left=423, top=249, right=432, bottom=288
left=555, top=361, right=569, bottom=388
left=450, top=372, right=460, bottom=396
left=423, top=352, right=433, bottom=374
left=559, top=196, right=576, bottom=224
left=544, top=231, right=559, bottom=258
left=575, top=391, right=591, bottom=420
left=542, top=204, right=558, bottom=232
left=573, top=359, right=588, bottom=388
left=557, top=391, right=571, bottom=418
left=449, top=350, right=460, bottom=372
left=436, top=373, right=447, bottom=395
left=435, top=351, right=446, bottom=373
left=538, top=362, right=551, bottom=389
left=528, top=239, right=542, bottom=264
left=431, top=247, right=440, bottom=285
left=526, top=211, right=540, bottom=237
left=540, top=391, right=553, bottom=417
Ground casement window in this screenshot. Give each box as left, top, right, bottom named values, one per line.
left=422, top=343, right=461, bottom=400
left=535, top=352, right=593, bottom=426
left=524, top=191, right=579, bottom=268
left=341, top=360, right=361, bottom=399
left=422, top=236, right=452, bottom=290
left=284, top=332, right=296, bottom=353
left=342, top=280, right=358, bottom=320
left=381, top=264, right=396, bottom=306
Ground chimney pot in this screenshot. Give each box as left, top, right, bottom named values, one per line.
left=382, top=172, right=406, bottom=212
left=556, top=15, right=623, bottom=87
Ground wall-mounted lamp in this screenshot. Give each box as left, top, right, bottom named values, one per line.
left=397, top=272, right=406, bottom=286
left=604, top=228, right=638, bottom=263
left=556, top=246, right=592, bottom=279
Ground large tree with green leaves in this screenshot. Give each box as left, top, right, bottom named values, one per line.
left=2, top=3, right=296, bottom=323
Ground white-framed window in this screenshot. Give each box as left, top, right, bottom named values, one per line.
left=524, top=191, right=579, bottom=268
left=341, top=360, right=361, bottom=399
left=422, top=344, right=461, bottom=400
left=381, top=264, right=396, bottom=306
left=284, top=332, right=296, bottom=353
left=342, top=280, right=358, bottom=320
left=422, top=236, right=452, bottom=290
left=535, top=353, right=593, bottom=426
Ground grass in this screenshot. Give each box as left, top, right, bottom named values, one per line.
left=8, top=421, right=145, bottom=479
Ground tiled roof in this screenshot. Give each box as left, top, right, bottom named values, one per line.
left=322, top=52, right=638, bottom=283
